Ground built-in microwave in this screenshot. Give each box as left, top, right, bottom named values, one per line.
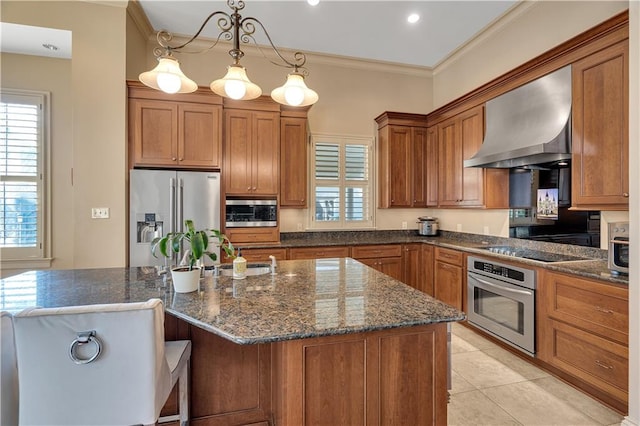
left=608, top=222, right=629, bottom=275
left=225, top=199, right=277, bottom=227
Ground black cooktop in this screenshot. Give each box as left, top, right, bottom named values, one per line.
left=479, top=246, right=590, bottom=263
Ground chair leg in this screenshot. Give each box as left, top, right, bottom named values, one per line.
left=178, top=360, right=189, bottom=425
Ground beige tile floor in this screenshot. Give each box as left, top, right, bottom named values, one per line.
left=448, top=323, right=625, bottom=426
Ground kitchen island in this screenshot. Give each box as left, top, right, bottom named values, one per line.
left=1, top=258, right=464, bottom=425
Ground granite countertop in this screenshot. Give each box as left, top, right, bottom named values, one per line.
left=239, top=230, right=628, bottom=286
left=0, top=259, right=465, bottom=345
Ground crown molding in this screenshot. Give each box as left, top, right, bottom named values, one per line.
left=127, top=0, right=154, bottom=40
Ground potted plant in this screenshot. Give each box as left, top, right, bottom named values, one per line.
left=151, top=219, right=235, bottom=293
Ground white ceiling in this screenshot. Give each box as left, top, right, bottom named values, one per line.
left=0, top=1, right=518, bottom=68
left=138, top=0, right=518, bottom=68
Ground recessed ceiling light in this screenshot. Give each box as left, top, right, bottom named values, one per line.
left=407, top=13, right=420, bottom=24
left=42, top=43, right=59, bottom=51
left=307, top=0, right=319, bottom=6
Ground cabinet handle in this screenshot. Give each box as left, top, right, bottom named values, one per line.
left=595, top=360, right=613, bottom=370
left=172, top=157, right=177, bottom=161
left=623, top=193, right=629, bottom=198
left=247, top=187, right=251, bottom=191
left=179, top=158, right=184, bottom=161
left=595, top=306, right=614, bottom=315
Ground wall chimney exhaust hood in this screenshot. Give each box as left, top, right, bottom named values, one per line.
left=464, top=65, right=572, bottom=169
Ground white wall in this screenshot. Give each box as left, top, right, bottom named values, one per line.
left=1, top=1, right=127, bottom=277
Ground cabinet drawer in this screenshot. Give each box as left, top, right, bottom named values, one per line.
left=351, top=244, right=402, bottom=259
left=543, top=271, right=628, bottom=344
left=288, top=246, right=350, bottom=260
left=547, top=319, right=628, bottom=403
left=221, top=247, right=287, bottom=263
left=434, top=247, right=463, bottom=266
left=225, top=228, right=279, bottom=244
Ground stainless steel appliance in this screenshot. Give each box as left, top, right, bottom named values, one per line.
left=129, top=169, right=221, bottom=268
left=608, top=221, right=629, bottom=275
left=467, top=256, right=536, bottom=356
left=417, top=216, right=439, bottom=236
left=225, top=198, right=277, bottom=228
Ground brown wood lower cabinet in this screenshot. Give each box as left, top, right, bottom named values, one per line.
left=403, top=244, right=434, bottom=295
left=222, top=247, right=287, bottom=263
left=288, top=246, right=350, bottom=260
left=273, top=323, right=448, bottom=425
left=352, top=244, right=403, bottom=281
left=537, top=270, right=629, bottom=412
left=164, top=314, right=449, bottom=425
left=433, top=247, right=464, bottom=310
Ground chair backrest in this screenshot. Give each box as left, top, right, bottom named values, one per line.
left=13, top=299, right=170, bottom=426
left=1, top=311, right=19, bottom=426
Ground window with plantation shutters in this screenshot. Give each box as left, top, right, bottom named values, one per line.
left=310, top=135, right=373, bottom=229
left=1, top=90, right=48, bottom=263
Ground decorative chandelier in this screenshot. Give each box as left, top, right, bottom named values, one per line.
left=139, top=0, right=319, bottom=107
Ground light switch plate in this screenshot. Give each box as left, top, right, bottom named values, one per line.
left=91, top=207, right=109, bottom=219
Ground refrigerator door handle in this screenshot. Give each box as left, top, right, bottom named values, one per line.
left=169, top=177, right=176, bottom=234
left=177, top=177, right=184, bottom=232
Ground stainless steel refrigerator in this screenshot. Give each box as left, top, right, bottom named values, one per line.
left=129, top=169, right=221, bottom=268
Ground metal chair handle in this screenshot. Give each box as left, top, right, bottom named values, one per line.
left=69, top=330, right=102, bottom=365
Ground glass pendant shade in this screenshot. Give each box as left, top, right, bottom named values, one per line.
left=210, top=65, right=262, bottom=100
left=271, top=72, right=319, bottom=107
left=139, top=56, right=198, bottom=94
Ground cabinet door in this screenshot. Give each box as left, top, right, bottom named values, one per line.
left=280, top=117, right=308, bottom=207
left=412, top=128, right=429, bottom=207
left=359, top=257, right=403, bottom=281
left=433, top=261, right=462, bottom=310
left=426, top=126, right=439, bottom=207
left=572, top=40, right=629, bottom=209
left=459, top=107, right=485, bottom=206
left=402, top=244, right=423, bottom=291
left=130, top=99, right=178, bottom=167
left=388, top=126, right=413, bottom=207
left=253, top=112, right=280, bottom=195
left=177, top=103, right=222, bottom=168
left=437, top=106, right=486, bottom=207
left=437, top=118, right=463, bottom=206
left=224, top=110, right=253, bottom=194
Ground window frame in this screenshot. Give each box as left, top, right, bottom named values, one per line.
left=308, top=134, right=375, bottom=230
left=1, top=89, right=52, bottom=269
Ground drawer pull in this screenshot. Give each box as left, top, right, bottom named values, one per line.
left=595, top=306, right=614, bottom=315
left=595, top=360, right=613, bottom=370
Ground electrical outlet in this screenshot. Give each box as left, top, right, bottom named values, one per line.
left=91, top=207, right=109, bottom=219
left=456, top=223, right=462, bottom=232
left=401, top=221, right=407, bottom=229
left=297, top=223, right=304, bottom=231
left=483, top=226, right=490, bottom=235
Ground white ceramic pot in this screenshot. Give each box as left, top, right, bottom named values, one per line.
left=171, top=266, right=201, bottom=293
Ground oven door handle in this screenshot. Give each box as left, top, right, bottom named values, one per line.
left=469, top=274, right=533, bottom=296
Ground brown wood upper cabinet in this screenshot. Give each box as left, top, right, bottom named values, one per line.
left=571, top=40, right=629, bottom=210
left=224, top=109, right=280, bottom=196
left=128, top=82, right=222, bottom=169
left=280, top=116, right=308, bottom=208
left=437, top=106, right=508, bottom=208
left=376, top=112, right=436, bottom=208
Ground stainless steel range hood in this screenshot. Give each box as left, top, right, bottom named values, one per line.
left=464, top=65, right=572, bottom=169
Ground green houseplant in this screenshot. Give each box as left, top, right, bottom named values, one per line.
left=151, top=219, right=235, bottom=292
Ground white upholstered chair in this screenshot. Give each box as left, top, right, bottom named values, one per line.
left=12, top=299, right=190, bottom=426
left=1, top=311, right=19, bottom=425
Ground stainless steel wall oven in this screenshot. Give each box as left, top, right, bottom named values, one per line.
left=467, top=256, right=536, bottom=356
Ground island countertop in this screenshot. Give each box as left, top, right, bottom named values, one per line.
left=0, top=258, right=465, bottom=344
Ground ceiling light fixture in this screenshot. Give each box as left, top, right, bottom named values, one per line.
left=407, top=13, right=420, bottom=24
left=139, top=0, right=318, bottom=107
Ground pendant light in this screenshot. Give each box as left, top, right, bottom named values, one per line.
left=138, top=0, right=318, bottom=107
